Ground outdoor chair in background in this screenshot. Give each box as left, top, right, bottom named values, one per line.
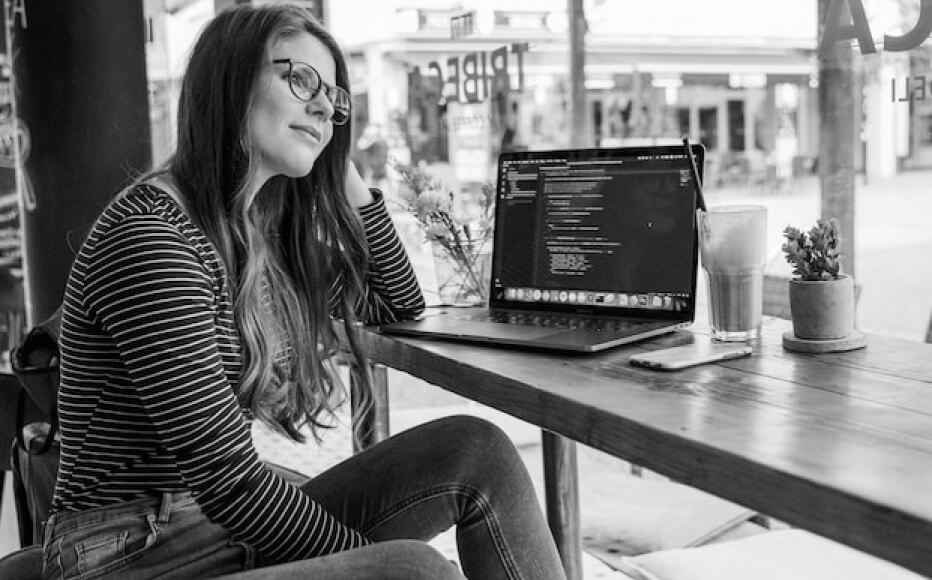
left=605, top=529, right=924, bottom=580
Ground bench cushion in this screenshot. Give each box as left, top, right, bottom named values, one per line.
left=618, top=530, right=922, bottom=580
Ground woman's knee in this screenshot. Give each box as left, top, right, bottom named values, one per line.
left=378, top=540, right=465, bottom=580
left=435, top=415, right=530, bottom=483
left=440, top=415, right=515, bottom=455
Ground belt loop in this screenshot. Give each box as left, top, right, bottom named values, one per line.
left=158, top=492, right=172, bottom=524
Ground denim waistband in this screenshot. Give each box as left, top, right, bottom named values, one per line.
left=45, top=491, right=196, bottom=544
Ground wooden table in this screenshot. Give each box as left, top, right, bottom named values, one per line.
left=350, top=315, right=932, bottom=579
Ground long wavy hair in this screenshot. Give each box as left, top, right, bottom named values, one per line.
left=162, top=4, right=371, bottom=443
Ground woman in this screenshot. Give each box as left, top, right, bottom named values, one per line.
left=44, top=4, right=566, bottom=580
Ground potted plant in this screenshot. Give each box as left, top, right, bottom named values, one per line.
left=781, top=218, right=855, bottom=340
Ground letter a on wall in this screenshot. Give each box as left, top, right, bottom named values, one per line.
left=819, top=0, right=875, bottom=58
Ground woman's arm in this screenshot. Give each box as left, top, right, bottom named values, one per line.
left=350, top=190, right=426, bottom=324
left=336, top=162, right=425, bottom=324
left=84, top=214, right=370, bottom=563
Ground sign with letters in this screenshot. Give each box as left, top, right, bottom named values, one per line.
left=819, top=0, right=932, bottom=57
left=421, top=43, right=528, bottom=105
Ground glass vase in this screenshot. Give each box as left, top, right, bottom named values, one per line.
left=431, top=238, right=492, bottom=307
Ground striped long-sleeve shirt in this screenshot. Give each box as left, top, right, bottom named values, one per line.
left=54, top=183, right=424, bottom=563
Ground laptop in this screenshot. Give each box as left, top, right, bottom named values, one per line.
left=380, top=143, right=704, bottom=352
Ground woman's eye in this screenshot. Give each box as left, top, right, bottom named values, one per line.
left=291, top=73, right=312, bottom=90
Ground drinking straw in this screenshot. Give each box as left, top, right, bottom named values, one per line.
left=683, top=136, right=707, bottom=212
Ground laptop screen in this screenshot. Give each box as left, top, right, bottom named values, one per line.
left=489, top=145, right=702, bottom=319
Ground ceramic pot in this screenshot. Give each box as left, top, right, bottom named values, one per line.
left=788, top=275, right=854, bottom=340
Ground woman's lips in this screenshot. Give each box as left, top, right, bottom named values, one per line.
left=292, top=124, right=321, bottom=143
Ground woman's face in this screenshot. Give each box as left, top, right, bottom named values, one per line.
left=249, top=31, right=338, bottom=185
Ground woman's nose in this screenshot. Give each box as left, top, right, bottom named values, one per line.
left=306, top=91, right=334, bottom=122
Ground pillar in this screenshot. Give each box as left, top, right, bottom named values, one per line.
left=11, top=0, right=151, bottom=325
left=817, top=0, right=857, bottom=280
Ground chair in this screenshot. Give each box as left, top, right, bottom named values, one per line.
left=0, top=374, right=47, bottom=544
left=0, top=420, right=57, bottom=580
left=605, top=529, right=924, bottom=580
left=0, top=546, right=42, bottom=580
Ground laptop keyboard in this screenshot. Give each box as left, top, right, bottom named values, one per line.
left=459, top=311, right=648, bottom=334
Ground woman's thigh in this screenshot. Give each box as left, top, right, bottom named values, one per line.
left=300, top=414, right=534, bottom=541
left=301, top=415, right=566, bottom=579
left=218, top=540, right=465, bottom=580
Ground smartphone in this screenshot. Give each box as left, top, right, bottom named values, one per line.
left=629, top=342, right=752, bottom=371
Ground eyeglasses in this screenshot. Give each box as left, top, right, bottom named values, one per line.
left=273, top=58, right=351, bottom=126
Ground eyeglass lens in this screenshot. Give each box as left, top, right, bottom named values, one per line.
left=287, top=62, right=351, bottom=125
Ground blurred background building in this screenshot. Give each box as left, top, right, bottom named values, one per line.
left=143, top=0, right=930, bottom=186
left=0, top=0, right=929, bottom=340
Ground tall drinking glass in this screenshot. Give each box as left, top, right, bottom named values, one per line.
left=697, top=205, right=767, bottom=342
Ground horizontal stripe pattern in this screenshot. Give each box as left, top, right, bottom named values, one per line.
left=54, top=184, right=424, bottom=563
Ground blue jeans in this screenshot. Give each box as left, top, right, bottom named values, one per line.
left=42, top=416, right=566, bottom=580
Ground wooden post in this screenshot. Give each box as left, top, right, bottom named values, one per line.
left=817, top=0, right=857, bottom=281
left=568, top=0, right=588, bottom=148
left=543, top=430, right=583, bottom=580
left=350, top=361, right=390, bottom=453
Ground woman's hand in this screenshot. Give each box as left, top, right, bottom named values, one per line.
left=344, top=160, right=375, bottom=208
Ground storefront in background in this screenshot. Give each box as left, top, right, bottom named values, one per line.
left=345, top=2, right=819, bottom=190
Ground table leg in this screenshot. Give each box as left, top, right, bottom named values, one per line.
left=542, top=431, right=583, bottom=580
left=350, top=361, right=390, bottom=453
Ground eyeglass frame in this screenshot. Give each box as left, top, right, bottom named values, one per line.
left=272, top=58, right=352, bottom=126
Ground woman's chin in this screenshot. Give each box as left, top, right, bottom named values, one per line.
left=284, top=161, right=316, bottom=179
